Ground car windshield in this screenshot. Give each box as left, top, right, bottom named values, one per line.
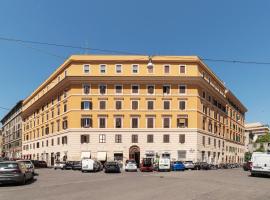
left=127, top=160, right=136, bottom=164
left=175, top=161, right=183, bottom=164
left=0, top=163, right=18, bottom=169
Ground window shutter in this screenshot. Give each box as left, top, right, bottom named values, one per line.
left=81, top=118, right=84, bottom=128
left=81, top=102, right=84, bottom=109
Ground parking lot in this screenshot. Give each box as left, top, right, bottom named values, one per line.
left=0, top=168, right=269, bottom=200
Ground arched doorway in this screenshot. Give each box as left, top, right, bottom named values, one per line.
left=129, top=145, right=140, bottom=167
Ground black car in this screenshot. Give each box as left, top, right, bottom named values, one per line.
left=72, top=161, right=82, bottom=170
left=37, top=161, right=48, bottom=168
left=104, top=161, right=121, bottom=173
left=63, top=161, right=74, bottom=170
left=194, top=162, right=211, bottom=170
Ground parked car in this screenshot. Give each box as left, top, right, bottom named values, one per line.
left=54, top=161, right=66, bottom=170
left=72, top=161, right=82, bottom=170
left=63, top=161, right=74, bottom=170
left=125, top=160, right=137, bottom=172
left=81, top=159, right=99, bottom=172
left=183, top=161, right=195, bottom=170
left=104, top=161, right=121, bottom=173
left=140, top=158, right=153, bottom=172
left=158, top=158, right=171, bottom=172
left=0, top=161, right=34, bottom=185
left=243, top=161, right=252, bottom=171
left=251, top=152, right=270, bottom=177
left=37, top=161, right=48, bottom=168
left=194, top=162, right=210, bottom=170
left=171, top=161, right=185, bottom=171
left=17, top=160, right=35, bottom=175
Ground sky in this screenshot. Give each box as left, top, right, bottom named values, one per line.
left=0, top=0, right=269, bottom=125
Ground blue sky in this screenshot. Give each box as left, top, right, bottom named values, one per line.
left=0, top=0, right=269, bottom=124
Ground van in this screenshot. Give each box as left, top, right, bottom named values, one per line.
left=251, top=152, right=270, bottom=176
left=158, top=158, right=171, bottom=172
left=81, top=159, right=99, bottom=172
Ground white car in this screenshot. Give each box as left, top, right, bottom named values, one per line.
left=125, top=160, right=137, bottom=172
left=184, top=161, right=195, bottom=170
left=158, top=158, right=171, bottom=172
left=251, top=152, right=270, bottom=176
left=54, top=162, right=66, bottom=170
left=81, top=159, right=99, bottom=172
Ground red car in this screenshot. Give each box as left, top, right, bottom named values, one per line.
left=140, top=158, right=153, bottom=172
left=243, top=161, right=252, bottom=171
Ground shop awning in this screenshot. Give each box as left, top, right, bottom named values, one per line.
left=97, top=152, right=107, bottom=161
left=81, top=151, right=91, bottom=159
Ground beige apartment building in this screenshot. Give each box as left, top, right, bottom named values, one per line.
left=21, top=55, right=247, bottom=166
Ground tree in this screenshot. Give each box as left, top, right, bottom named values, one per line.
left=256, top=133, right=270, bottom=143
left=244, top=152, right=252, bottom=162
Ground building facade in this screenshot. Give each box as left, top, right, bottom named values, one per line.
left=22, top=55, right=247, bottom=166
left=0, top=130, right=3, bottom=157
left=0, top=101, right=23, bottom=159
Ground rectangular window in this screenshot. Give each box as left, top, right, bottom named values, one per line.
left=147, top=134, right=154, bottom=143
left=62, top=120, right=68, bottom=130
left=99, top=134, right=106, bottom=143
left=115, top=64, right=122, bottom=73
left=202, top=136, right=205, bottom=146
left=57, top=137, right=60, bottom=145
left=132, top=64, right=139, bottom=73
left=147, top=117, right=154, bottom=128
left=100, top=64, right=106, bottom=74
left=179, top=101, right=186, bottom=110
left=83, top=64, right=90, bottom=74
left=131, top=118, right=138, bottom=128
left=131, top=85, right=139, bottom=94
left=57, top=120, right=60, bottom=132
left=131, top=100, right=138, bottom=110
left=115, top=101, right=122, bottom=110
left=62, top=136, right=68, bottom=145
left=81, top=101, right=92, bottom=110
left=115, top=134, right=122, bottom=143
left=64, top=104, right=67, bottom=112
left=115, top=85, right=123, bottom=94
left=179, top=134, right=185, bottom=144
left=163, top=85, right=170, bottom=95
left=147, top=101, right=154, bottom=110
left=99, top=84, right=107, bottom=94
left=83, top=84, right=90, bottom=94
left=163, top=101, right=170, bottom=110
left=179, top=85, right=186, bottom=94
left=99, top=117, right=106, bottom=128
left=51, top=139, right=54, bottom=146
left=147, top=85, right=154, bottom=94
left=99, top=101, right=106, bottom=110
left=115, top=117, right=122, bottom=128
left=164, top=65, right=170, bottom=74
left=208, top=137, right=211, bottom=145
left=81, top=117, right=92, bottom=128
left=163, top=117, right=170, bottom=128
left=81, top=135, right=90, bottom=144
left=131, top=134, right=138, bottom=143
left=45, top=126, right=49, bottom=135
left=179, top=65, right=186, bottom=74
left=177, top=115, right=188, bottom=128
left=163, top=134, right=170, bottom=143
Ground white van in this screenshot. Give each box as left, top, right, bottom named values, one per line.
left=81, top=159, right=99, bottom=172
left=158, top=158, right=171, bottom=172
left=251, top=152, right=270, bottom=176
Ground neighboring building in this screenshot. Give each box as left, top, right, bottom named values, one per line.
left=0, top=101, right=23, bottom=159
left=245, top=122, right=270, bottom=153
left=0, top=129, right=3, bottom=157
left=22, top=55, right=247, bottom=166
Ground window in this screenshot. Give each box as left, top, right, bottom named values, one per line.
left=177, top=115, right=188, bottom=128
left=202, top=91, right=206, bottom=98
left=99, top=117, right=106, bottom=128
left=115, top=134, right=122, bottom=143
left=179, top=101, right=186, bottom=110
left=179, top=85, right=186, bottom=94
left=99, top=134, right=106, bottom=143
left=115, top=117, right=122, bottom=128
left=63, top=90, right=67, bottom=98
left=83, top=64, right=90, bottom=74
left=115, top=64, right=122, bottom=73
left=57, top=120, right=60, bottom=132
left=81, top=117, right=92, bottom=128
left=131, top=85, right=139, bottom=94
left=147, top=85, right=154, bottom=94
left=51, top=139, right=54, bottom=146
left=132, top=64, right=139, bottom=73
left=147, top=64, right=154, bottom=73
left=99, top=84, right=106, bottom=94
left=57, top=137, right=60, bottom=145
left=57, top=106, right=60, bottom=115
left=163, top=101, right=170, bottom=110
left=62, top=136, right=68, bottom=145
left=202, top=136, right=205, bottom=146
left=64, top=104, right=67, bottom=112
left=163, top=134, right=170, bottom=143
left=83, top=84, right=90, bottom=94
left=131, top=134, right=138, bottom=143
left=163, top=117, right=170, bottom=128
left=62, top=120, right=68, bottom=130
left=164, top=65, right=170, bottom=74
left=147, top=134, right=154, bottom=143
left=115, top=101, right=122, bottom=110
left=81, top=101, right=92, bottom=110
left=179, top=134, right=185, bottom=144
left=51, top=123, right=54, bottom=133
left=163, top=85, right=170, bottom=95
left=131, top=118, right=139, bottom=128
left=115, top=85, right=123, bottom=94
left=100, top=64, right=106, bottom=74
left=179, top=65, right=186, bottom=74
left=45, top=126, right=49, bottom=135
left=147, top=117, right=154, bottom=128
left=208, top=137, right=211, bottom=145
left=99, top=101, right=106, bottom=110
left=147, top=101, right=154, bottom=110
left=81, top=135, right=89, bottom=144
left=178, top=150, right=186, bottom=160
left=131, top=100, right=138, bottom=110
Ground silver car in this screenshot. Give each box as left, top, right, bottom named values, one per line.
left=184, top=161, right=195, bottom=170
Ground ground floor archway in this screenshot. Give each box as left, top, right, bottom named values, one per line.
left=129, top=145, right=140, bottom=167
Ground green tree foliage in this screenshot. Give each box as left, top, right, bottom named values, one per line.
left=244, top=152, right=252, bottom=162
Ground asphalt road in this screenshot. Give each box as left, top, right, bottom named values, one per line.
left=0, top=168, right=269, bottom=200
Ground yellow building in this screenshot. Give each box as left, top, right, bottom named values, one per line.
left=22, top=55, right=247, bottom=166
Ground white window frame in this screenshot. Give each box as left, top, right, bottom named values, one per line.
left=146, top=117, right=155, bottom=128
left=147, top=84, right=155, bottom=95
left=83, top=64, right=90, bottom=74
left=115, top=84, right=123, bottom=95
left=99, top=134, right=106, bottom=143
left=131, top=84, right=140, bottom=95
left=163, top=64, right=170, bottom=74
left=98, top=117, right=107, bottom=128
left=132, top=64, right=139, bottom=74
left=99, top=84, right=107, bottom=95
left=99, top=64, right=107, bottom=74
left=82, top=84, right=91, bottom=95
left=179, top=84, right=187, bottom=95
left=131, top=117, right=139, bottom=129
left=115, top=64, right=122, bottom=74
left=114, top=117, right=123, bottom=128
left=162, top=117, right=171, bottom=128
left=179, top=65, right=186, bottom=74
